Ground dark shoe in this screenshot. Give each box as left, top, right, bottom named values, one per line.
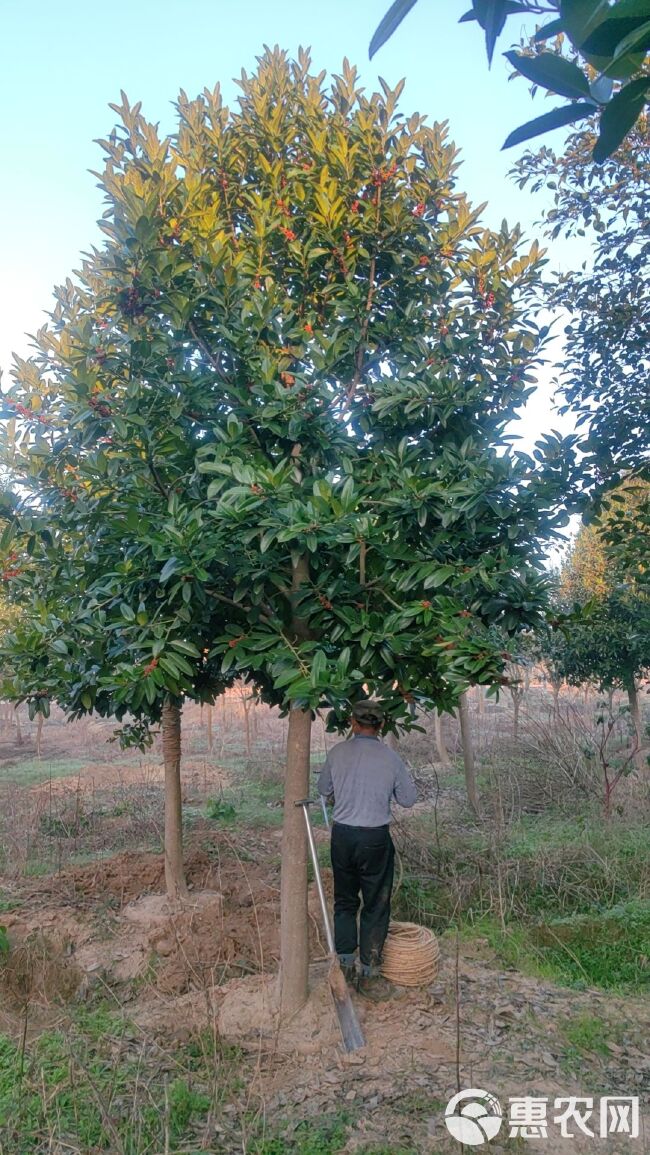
left=357, top=973, right=394, bottom=1002
left=340, top=962, right=357, bottom=986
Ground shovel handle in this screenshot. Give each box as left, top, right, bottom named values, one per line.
left=295, top=798, right=335, bottom=955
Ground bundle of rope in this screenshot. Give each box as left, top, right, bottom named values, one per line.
left=380, top=920, right=440, bottom=987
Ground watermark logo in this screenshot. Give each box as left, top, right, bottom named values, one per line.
left=443, top=1091, right=640, bottom=1144
left=444, top=1089, right=503, bottom=1146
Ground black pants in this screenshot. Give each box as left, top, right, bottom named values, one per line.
left=331, top=822, right=395, bottom=968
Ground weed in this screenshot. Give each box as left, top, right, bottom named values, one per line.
left=562, top=1013, right=612, bottom=1057
left=252, top=1110, right=352, bottom=1154
left=205, top=797, right=238, bottom=823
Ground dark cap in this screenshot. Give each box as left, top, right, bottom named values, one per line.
left=351, top=699, right=385, bottom=727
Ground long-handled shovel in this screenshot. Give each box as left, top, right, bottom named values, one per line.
left=295, top=799, right=366, bottom=1053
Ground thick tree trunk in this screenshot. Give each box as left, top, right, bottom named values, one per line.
left=279, top=552, right=312, bottom=1019
left=551, top=678, right=561, bottom=719
left=458, top=691, right=480, bottom=818
left=161, top=700, right=188, bottom=901
left=626, top=678, right=646, bottom=776
left=279, top=704, right=312, bottom=1018
left=15, top=708, right=23, bottom=747
left=475, top=684, right=485, bottom=716
left=36, top=713, right=43, bottom=757
left=434, top=709, right=450, bottom=766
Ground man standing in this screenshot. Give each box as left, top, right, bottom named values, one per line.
left=317, top=699, right=418, bottom=1000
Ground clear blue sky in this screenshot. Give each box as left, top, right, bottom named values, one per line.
left=0, top=0, right=579, bottom=456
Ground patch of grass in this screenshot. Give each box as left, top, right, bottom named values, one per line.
left=562, top=1013, right=613, bottom=1058
left=459, top=899, right=650, bottom=991
left=252, top=1110, right=352, bottom=1154
left=530, top=900, right=650, bottom=990
left=0, top=758, right=87, bottom=786
left=0, top=1006, right=252, bottom=1153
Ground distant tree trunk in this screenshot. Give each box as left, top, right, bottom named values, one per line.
left=206, top=703, right=214, bottom=752
left=458, top=691, right=480, bottom=817
left=242, top=691, right=252, bottom=757
left=161, top=700, right=188, bottom=901
left=509, top=685, right=524, bottom=741
left=279, top=553, right=312, bottom=1019
left=36, top=713, right=43, bottom=756
left=434, top=709, right=450, bottom=766
left=551, top=676, right=561, bottom=719
left=14, top=708, right=23, bottom=747
left=626, top=677, right=646, bottom=775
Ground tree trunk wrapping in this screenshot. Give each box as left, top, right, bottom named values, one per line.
left=162, top=700, right=188, bottom=900
left=434, top=709, right=450, bottom=766
left=626, top=677, right=646, bottom=776
left=279, top=553, right=312, bottom=1018
left=458, top=691, right=480, bottom=817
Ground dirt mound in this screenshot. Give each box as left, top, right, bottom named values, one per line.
left=5, top=833, right=288, bottom=996
left=216, top=967, right=456, bottom=1065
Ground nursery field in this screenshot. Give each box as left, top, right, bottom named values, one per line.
left=1, top=686, right=648, bottom=1154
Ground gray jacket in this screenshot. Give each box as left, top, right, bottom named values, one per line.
left=317, top=735, right=417, bottom=827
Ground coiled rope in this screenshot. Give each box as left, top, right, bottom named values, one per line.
left=380, top=920, right=440, bottom=987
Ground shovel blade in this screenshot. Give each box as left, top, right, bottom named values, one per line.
left=329, top=961, right=366, bottom=1052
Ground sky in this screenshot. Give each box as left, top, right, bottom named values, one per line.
left=0, top=0, right=580, bottom=466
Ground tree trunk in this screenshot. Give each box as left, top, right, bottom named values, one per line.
left=434, top=709, right=450, bottom=766
left=476, top=684, right=485, bottom=716
left=458, top=691, right=480, bottom=817
left=206, top=704, right=214, bottom=753
left=36, top=713, right=43, bottom=757
left=626, top=678, right=646, bottom=776
left=551, top=678, right=561, bottom=719
left=279, top=704, right=312, bottom=1018
left=15, top=708, right=23, bottom=747
left=161, top=700, right=188, bottom=901
left=279, top=552, right=312, bottom=1019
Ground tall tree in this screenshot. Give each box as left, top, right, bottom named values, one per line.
left=514, top=122, right=649, bottom=487
left=1, top=49, right=578, bottom=1014
left=557, top=495, right=650, bottom=771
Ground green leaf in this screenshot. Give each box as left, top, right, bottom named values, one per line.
left=560, top=0, right=611, bottom=49
left=502, top=102, right=594, bottom=149
left=610, top=17, right=650, bottom=61
left=533, top=17, right=565, bottom=41
left=473, top=1, right=525, bottom=65
left=311, top=649, right=327, bottom=686
left=593, top=76, right=650, bottom=161
left=369, top=0, right=419, bottom=58
left=423, top=565, right=455, bottom=589
left=159, top=557, right=181, bottom=583
left=504, top=51, right=592, bottom=100
left=120, top=603, right=136, bottom=621
left=169, top=639, right=201, bottom=658
left=51, top=638, right=68, bottom=655
left=81, top=691, right=93, bottom=710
